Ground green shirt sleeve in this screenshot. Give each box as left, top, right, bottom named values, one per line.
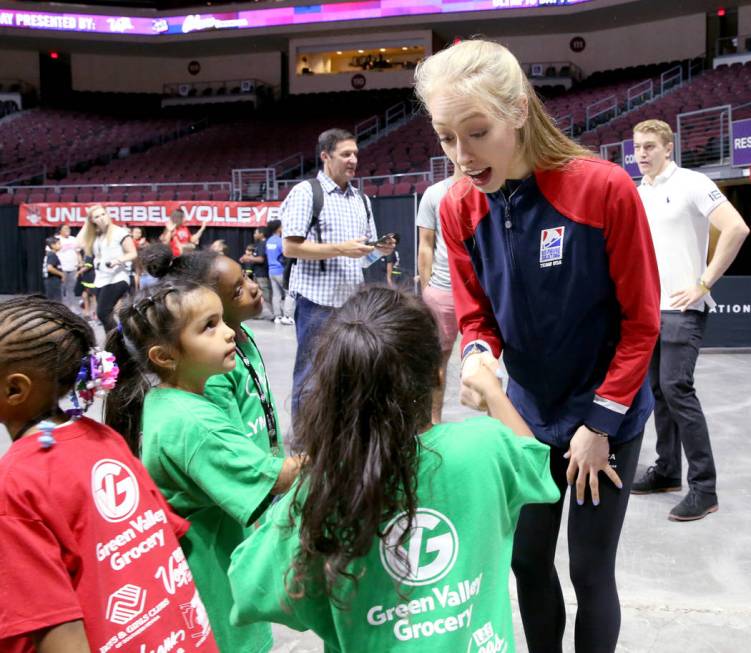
left=496, top=426, right=560, bottom=515
left=228, top=487, right=337, bottom=639
left=177, top=418, right=285, bottom=527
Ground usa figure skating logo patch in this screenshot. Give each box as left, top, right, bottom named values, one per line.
left=539, top=226, right=565, bottom=268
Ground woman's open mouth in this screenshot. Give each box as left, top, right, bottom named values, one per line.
left=465, top=167, right=492, bottom=187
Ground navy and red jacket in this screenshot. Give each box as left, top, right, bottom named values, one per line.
left=440, top=158, right=660, bottom=447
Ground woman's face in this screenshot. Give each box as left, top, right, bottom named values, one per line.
left=427, top=89, right=527, bottom=193
left=88, top=207, right=110, bottom=233
left=132, top=227, right=143, bottom=240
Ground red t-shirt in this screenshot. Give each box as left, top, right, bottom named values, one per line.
left=0, top=417, right=219, bottom=653
left=170, top=225, right=192, bottom=257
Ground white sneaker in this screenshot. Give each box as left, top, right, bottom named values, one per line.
left=274, top=316, right=283, bottom=325
left=281, top=316, right=295, bottom=325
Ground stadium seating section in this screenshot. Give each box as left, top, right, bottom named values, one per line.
left=2, top=58, right=750, bottom=202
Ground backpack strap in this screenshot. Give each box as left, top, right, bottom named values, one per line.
left=355, top=186, right=372, bottom=223
left=307, top=178, right=326, bottom=272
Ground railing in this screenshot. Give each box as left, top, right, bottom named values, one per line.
left=429, top=156, right=454, bottom=182
left=525, top=61, right=583, bottom=81
left=688, top=56, right=705, bottom=81
left=0, top=162, right=46, bottom=186
left=384, top=102, right=407, bottom=130
left=676, top=105, right=733, bottom=168
left=626, top=80, right=653, bottom=112
left=360, top=171, right=430, bottom=188
left=555, top=114, right=574, bottom=137
left=163, top=78, right=264, bottom=98
left=231, top=168, right=276, bottom=201
left=586, top=95, right=618, bottom=131
left=599, top=142, right=624, bottom=166
left=355, top=115, right=379, bottom=143
left=271, top=152, right=304, bottom=180
left=658, top=65, right=682, bottom=96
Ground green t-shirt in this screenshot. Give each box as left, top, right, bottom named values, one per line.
left=142, top=387, right=285, bottom=653
left=204, top=324, right=284, bottom=457
left=228, top=416, right=560, bottom=653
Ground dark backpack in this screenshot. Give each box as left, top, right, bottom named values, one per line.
left=282, top=178, right=371, bottom=290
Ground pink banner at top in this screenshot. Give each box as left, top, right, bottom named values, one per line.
left=0, top=0, right=592, bottom=37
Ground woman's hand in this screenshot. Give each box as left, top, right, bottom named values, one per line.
left=565, top=425, right=622, bottom=506
left=459, top=352, right=499, bottom=410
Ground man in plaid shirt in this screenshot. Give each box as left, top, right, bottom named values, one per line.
left=281, top=128, right=394, bottom=433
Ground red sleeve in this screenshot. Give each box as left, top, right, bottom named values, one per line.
left=589, top=164, right=660, bottom=420
left=439, top=179, right=503, bottom=358
left=0, top=516, right=83, bottom=640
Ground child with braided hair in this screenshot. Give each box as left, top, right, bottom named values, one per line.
left=0, top=296, right=218, bottom=653
left=136, top=243, right=284, bottom=459
left=104, top=281, right=300, bottom=653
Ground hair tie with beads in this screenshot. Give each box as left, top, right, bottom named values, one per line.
left=66, top=349, right=120, bottom=418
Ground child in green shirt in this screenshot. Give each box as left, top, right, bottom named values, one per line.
left=138, top=243, right=282, bottom=456
left=104, top=280, right=301, bottom=653
left=228, top=286, right=560, bottom=653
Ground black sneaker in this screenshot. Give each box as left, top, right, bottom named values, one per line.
left=669, top=490, right=719, bottom=522
left=631, top=466, right=682, bottom=494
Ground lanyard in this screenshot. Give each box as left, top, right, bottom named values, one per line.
left=234, top=333, right=280, bottom=455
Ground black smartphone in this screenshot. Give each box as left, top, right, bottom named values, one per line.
left=365, top=232, right=397, bottom=247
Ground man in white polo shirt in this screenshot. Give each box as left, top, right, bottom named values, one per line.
left=631, top=119, right=749, bottom=521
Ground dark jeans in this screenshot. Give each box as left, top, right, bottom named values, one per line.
left=650, top=309, right=716, bottom=495
left=290, top=295, right=335, bottom=448
left=45, top=278, right=62, bottom=302
left=97, top=281, right=130, bottom=333
left=512, top=432, right=642, bottom=653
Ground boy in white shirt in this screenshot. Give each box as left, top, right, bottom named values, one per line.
left=631, top=119, right=749, bottom=521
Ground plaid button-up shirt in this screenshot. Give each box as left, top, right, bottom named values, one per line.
left=281, top=171, right=377, bottom=308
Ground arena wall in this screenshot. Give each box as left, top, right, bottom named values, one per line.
left=494, top=13, right=705, bottom=76
left=70, top=51, right=282, bottom=93
left=0, top=48, right=40, bottom=88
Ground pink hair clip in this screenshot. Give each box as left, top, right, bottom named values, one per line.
left=67, top=349, right=120, bottom=418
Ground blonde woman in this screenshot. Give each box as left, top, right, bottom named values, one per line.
left=77, top=204, right=137, bottom=331
left=415, top=39, right=660, bottom=653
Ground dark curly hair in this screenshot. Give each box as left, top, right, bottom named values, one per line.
left=138, top=242, right=218, bottom=283
left=288, top=286, right=442, bottom=606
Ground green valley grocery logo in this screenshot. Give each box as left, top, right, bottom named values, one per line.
left=380, top=509, right=459, bottom=586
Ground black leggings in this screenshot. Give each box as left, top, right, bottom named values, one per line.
left=512, top=432, right=642, bottom=653
left=96, top=281, right=130, bottom=332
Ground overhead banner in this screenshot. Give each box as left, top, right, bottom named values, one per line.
left=18, top=201, right=280, bottom=228
left=0, top=1, right=593, bottom=37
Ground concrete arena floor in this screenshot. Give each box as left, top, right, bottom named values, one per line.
left=1, top=315, right=749, bottom=652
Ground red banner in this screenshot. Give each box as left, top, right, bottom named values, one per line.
left=17, top=201, right=281, bottom=228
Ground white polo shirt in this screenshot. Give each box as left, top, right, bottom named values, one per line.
left=638, top=162, right=726, bottom=312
